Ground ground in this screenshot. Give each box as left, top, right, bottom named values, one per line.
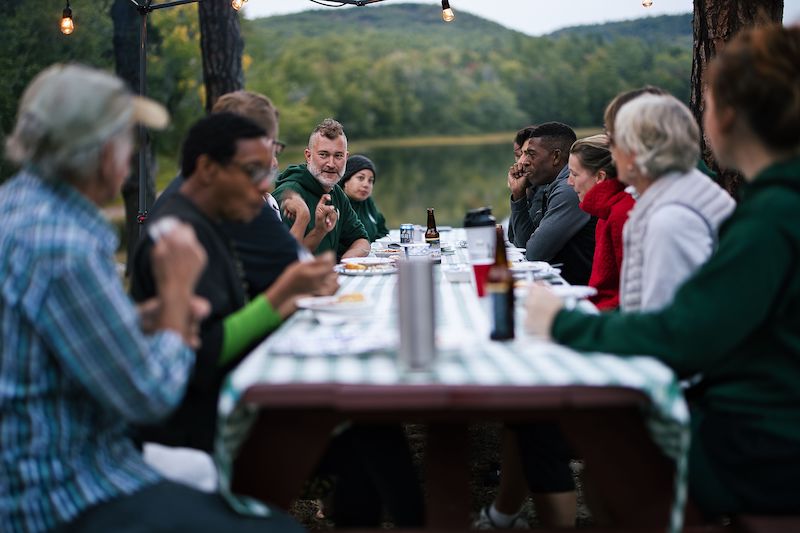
left=289, top=423, right=592, bottom=529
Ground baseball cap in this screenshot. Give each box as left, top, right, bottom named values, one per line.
left=13, top=63, right=168, bottom=157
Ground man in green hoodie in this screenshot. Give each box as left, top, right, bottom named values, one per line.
left=273, top=118, right=370, bottom=259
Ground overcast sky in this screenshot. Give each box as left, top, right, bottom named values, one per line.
left=243, top=0, right=800, bottom=36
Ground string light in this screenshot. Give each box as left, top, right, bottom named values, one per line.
left=642, top=0, right=654, bottom=7
left=60, top=1, right=74, bottom=35
left=441, top=0, right=455, bottom=22
left=231, top=0, right=248, bottom=11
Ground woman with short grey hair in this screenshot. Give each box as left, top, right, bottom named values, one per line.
left=611, top=93, right=735, bottom=311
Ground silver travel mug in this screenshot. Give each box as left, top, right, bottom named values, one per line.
left=397, top=259, right=436, bottom=371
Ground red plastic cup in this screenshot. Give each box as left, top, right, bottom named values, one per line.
left=471, top=259, right=493, bottom=297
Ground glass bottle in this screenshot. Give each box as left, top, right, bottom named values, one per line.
left=425, top=207, right=441, bottom=263
left=487, top=224, right=514, bottom=340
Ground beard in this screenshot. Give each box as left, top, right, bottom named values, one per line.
left=308, top=160, right=343, bottom=190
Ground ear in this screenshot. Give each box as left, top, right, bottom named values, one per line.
left=551, top=148, right=563, bottom=168
left=716, top=105, right=737, bottom=135
left=193, top=154, right=216, bottom=186
left=596, top=169, right=607, bottom=183
left=304, top=147, right=312, bottom=164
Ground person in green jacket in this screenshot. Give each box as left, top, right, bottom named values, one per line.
left=525, top=24, right=800, bottom=519
left=272, top=118, right=370, bottom=259
left=339, top=154, right=389, bottom=242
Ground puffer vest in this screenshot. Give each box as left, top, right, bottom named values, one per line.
left=620, top=168, right=736, bottom=311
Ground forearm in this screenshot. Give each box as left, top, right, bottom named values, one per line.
left=341, top=238, right=370, bottom=258
left=302, top=226, right=327, bottom=253
left=220, top=294, right=283, bottom=366
left=509, top=196, right=535, bottom=248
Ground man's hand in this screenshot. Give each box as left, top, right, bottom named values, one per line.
left=151, top=222, right=206, bottom=296
left=148, top=222, right=209, bottom=345
left=524, top=284, right=564, bottom=339
left=508, top=162, right=529, bottom=201
left=266, top=252, right=339, bottom=318
left=137, top=296, right=211, bottom=349
left=281, top=191, right=310, bottom=225
left=314, top=194, right=338, bottom=233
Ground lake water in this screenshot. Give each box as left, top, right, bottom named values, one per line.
left=333, top=141, right=513, bottom=230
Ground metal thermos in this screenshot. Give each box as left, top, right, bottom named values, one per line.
left=397, top=259, right=436, bottom=371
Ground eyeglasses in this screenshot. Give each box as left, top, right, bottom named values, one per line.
left=228, top=161, right=278, bottom=186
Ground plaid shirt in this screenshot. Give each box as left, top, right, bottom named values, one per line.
left=0, top=170, right=195, bottom=532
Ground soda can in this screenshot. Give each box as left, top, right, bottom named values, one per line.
left=400, top=223, right=415, bottom=244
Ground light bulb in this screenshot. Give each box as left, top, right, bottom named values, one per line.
left=642, top=0, right=654, bottom=7
left=231, top=0, right=248, bottom=11
left=441, top=0, right=455, bottom=22
left=60, top=6, right=74, bottom=35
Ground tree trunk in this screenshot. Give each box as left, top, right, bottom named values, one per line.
left=198, top=0, right=244, bottom=112
left=690, top=0, right=783, bottom=196
left=112, top=0, right=156, bottom=273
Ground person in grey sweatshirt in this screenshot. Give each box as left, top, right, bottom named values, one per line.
left=509, top=122, right=596, bottom=285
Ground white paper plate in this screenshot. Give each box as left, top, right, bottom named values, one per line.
left=509, top=261, right=553, bottom=273
left=335, top=263, right=398, bottom=276
left=341, top=256, right=394, bottom=266
left=296, top=294, right=371, bottom=314
left=548, top=285, right=598, bottom=299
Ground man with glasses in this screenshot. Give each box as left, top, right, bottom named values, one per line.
left=129, top=112, right=339, bottom=454
left=273, top=118, right=370, bottom=259
left=151, top=91, right=308, bottom=296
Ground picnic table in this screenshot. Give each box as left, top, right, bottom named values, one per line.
left=213, top=230, right=690, bottom=532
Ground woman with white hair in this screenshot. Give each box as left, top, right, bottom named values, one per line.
left=610, top=93, right=735, bottom=311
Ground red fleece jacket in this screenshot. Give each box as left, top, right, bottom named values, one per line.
left=579, top=178, right=634, bottom=310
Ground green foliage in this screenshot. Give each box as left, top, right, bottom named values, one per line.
left=0, top=2, right=692, bottom=183
left=242, top=6, right=692, bottom=144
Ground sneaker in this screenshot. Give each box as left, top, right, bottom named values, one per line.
left=474, top=505, right=529, bottom=529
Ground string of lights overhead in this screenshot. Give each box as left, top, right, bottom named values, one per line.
left=57, top=1, right=470, bottom=35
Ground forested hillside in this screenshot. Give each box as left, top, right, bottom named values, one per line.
left=244, top=6, right=692, bottom=142
left=0, top=1, right=692, bottom=179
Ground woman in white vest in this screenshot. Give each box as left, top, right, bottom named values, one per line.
left=610, top=94, right=735, bottom=311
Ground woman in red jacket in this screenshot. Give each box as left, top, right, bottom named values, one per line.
left=567, top=134, right=634, bottom=309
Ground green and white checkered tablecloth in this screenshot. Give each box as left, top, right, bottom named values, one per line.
left=215, top=247, right=690, bottom=533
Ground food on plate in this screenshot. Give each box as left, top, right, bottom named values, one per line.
left=336, top=293, right=365, bottom=303
left=345, top=262, right=368, bottom=271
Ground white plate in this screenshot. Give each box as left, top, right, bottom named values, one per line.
left=373, top=248, right=402, bottom=258
left=341, top=257, right=394, bottom=266
left=375, top=236, right=398, bottom=245
left=296, top=294, right=371, bottom=314
left=335, top=263, right=398, bottom=276
left=548, top=285, right=598, bottom=299
left=509, top=261, right=553, bottom=273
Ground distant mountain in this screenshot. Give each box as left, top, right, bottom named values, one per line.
left=239, top=4, right=693, bottom=141
left=550, top=13, right=693, bottom=45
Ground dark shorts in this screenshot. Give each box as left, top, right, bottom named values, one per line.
left=512, top=422, right=576, bottom=493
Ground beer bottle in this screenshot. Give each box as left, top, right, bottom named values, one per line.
left=487, top=224, right=514, bottom=340
left=425, top=207, right=441, bottom=263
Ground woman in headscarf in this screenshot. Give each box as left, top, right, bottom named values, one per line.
left=339, top=154, right=389, bottom=242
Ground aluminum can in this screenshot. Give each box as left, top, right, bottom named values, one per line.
left=400, top=223, right=415, bottom=244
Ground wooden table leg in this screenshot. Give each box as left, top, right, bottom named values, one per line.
left=425, top=423, right=471, bottom=529
left=232, top=410, right=341, bottom=509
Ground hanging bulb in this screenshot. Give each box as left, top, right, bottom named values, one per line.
left=231, top=0, right=248, bottom=11
left=60, top=3, right=74, bottom=35
left=441, top=0, right=455, bottom=22
left=642, top=0, right=654, bottom=7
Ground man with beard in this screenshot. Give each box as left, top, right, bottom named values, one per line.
left=272, top=118, right=369, bottom=258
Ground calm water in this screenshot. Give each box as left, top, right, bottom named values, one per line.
left=350, top=142, right=512, bottom=229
